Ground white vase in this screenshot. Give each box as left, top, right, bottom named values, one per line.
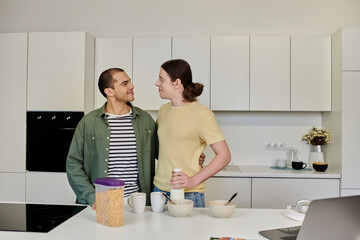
left=309, top=145, right=324, bottom=164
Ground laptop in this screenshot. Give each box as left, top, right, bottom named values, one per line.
left=259, top=195, right=360, bottom=240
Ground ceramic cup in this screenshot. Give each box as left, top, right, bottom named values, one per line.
left=150, top=192, right=165, bottom=213
left=127, top=192, right=146, bottom=214
left=292, top=161, right=307, bottom=170
left=276, top=159, right=287, bottom=168
left=296, top=199, right=311, bottom=214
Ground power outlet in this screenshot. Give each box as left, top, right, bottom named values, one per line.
left=265, top=142, right=274, bottom=151
left=265, top=142, right=286, bottom=151
left=278, top=143, right=286, bottom=151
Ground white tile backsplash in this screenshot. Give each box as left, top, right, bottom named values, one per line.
left=205, top=111, right=322, bottom=166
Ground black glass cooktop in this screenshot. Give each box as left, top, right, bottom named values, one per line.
left=0, top=203, right=86, bottom=233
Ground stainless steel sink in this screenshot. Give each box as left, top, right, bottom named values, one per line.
left=221, top=165, right=241, bottom=172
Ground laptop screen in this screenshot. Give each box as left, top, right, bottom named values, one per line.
left=297, top=195, right=360, bottom=240
left=259, top=195, right=360, bottom=240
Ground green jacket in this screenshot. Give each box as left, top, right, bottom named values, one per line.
left=66, top=103, right=158, bottom=206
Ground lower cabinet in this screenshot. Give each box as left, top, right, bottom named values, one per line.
left=341, top=188, right=360, bottom=197
left=26, top=172, right=76, bottom=204
left=206, top=177, right=340, bottom=209
left=0, top=173, right=26, bottom=202
left=252, top=178, right=340, bottom=209
left=205, top=177, right=251, bottom=208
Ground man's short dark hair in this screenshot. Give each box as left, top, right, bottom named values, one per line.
left=98, top=68, right=124, bottom=98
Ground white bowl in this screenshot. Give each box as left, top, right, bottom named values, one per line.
left=209, top=200, right=235, bottom=218
left=167, top=199, right=193, bottom=217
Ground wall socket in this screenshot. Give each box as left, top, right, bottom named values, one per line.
left=265, top=142, right=286, bottom=151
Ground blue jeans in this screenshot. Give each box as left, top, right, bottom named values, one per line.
left=153, top=185, right=205, bottom=207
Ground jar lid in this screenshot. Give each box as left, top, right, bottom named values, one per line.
left=94, top=178, right=125, bottom=186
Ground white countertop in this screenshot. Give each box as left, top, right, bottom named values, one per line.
left=0, top=206, right=301, bottom=240
left=214, top=165, right=340, bottom=179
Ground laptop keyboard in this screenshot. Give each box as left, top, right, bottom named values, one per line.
left=281, top=236, right=297, bottom=240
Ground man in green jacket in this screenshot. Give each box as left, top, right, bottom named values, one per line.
left=66, top=68, right=158, bottom=208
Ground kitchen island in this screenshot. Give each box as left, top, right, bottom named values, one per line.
left=0, top=205, right=300, bottom=240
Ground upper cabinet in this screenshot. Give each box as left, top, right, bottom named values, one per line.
left=95, top=38, right=133, bottom=109
left=93, top=34, right=332, bottom=112
left=172, top=37, right=210, bottom=107
left=0, top=33, right=27, bottom=172
left=211, top=36, right=250, bottom=111
left=291, top=36, right=331, bottom=111
left=132, top=37, right=171, bottom=110
left=250, top=36, right=290, bottom=111
left=341, top=28, right=360, bottom=71
left=27, top=32, right=94, bottom=112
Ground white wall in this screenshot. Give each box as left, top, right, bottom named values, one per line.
left=214, top=112, right=322, bottom=166
left=0, top=0, right=360, bottom=36
left=1, top=0, right=359, bottom=167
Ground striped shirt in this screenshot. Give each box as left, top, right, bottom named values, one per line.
left=106, top=110, right=139, bottom=197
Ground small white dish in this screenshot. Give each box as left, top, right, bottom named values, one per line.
left=285, top=206, right=305, bottom=222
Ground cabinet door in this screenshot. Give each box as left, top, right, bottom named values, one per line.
left=0, top=33, right=27, bottom=172
left=291, top=36, right=331, bottom=111
left=205, top=177, right=251, bottom=208
left=252, top=178, right=339, bottom=209
left=342, top=28, right=360, bottom=71
left=95, top=38, right=133, bottom=109
left=341, top=188, right=360, bottom=197
left=250, top=36, right=290, bottom=111
left=342, top=72, right=360, bottom=189
left=133, top=37, right=171, bottom=110
left=28, top=32, right=94, bottom=111
left=0, top=173, right=26, bottom=202
left=211, top=37, right=250, bottom=110
left=26, top=172, right=76, bottom=204
left=172, top=37, right=210, bottom=107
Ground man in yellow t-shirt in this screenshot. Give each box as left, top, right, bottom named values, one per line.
left=153, top=59, right=231, bottom=207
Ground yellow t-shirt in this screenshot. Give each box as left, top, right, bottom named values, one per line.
left=153, top=102, right=224, bottom=193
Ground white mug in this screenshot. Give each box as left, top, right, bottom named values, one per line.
left=296, top=199, right=311, bottom=214
left=276, top=159, right=287, bottom=168
left=127, top=192, right=146, bottom=214
left=150, top=192, right=165, bottom=213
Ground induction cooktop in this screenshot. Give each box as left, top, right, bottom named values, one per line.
left=0, top=203, right=86, bottom=233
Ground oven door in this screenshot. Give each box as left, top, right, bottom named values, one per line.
left=26, top=111, right=84, bottom=172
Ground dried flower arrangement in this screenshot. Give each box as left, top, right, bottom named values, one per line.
left=301, top=127, right=330, bottom=145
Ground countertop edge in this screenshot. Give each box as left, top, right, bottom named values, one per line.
left=214, top=165, right=341, bottom=179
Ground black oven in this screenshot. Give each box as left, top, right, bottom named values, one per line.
left=26, top=111, right=84, bottom=172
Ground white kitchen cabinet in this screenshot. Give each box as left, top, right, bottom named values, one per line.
left=132, top=37, right=171, bottom=110
left=0, top=173, right=26, bottom=202
left=205, top=177, right=251, bottom=208
left=252, top=178, right=340, bottom=209
left=26, top=172, right=76, bottom=204
left=94, top=38, right=133, bottom=109
left=341, top=28, right=360, bottom=71
left=0, top=33, right=27, bottom=173
left=172, top=37, right=210, bottom=107
left=291, top=36, right=331, bottom=111
left=341, top=72, right=360, bottom=189
left=250, top=36, right=290, bottom=111
left=341, top=188, right=360, bottom=197
left=324, top=28, right=360, bottom=195
left=27, top=32, right=94, bottom=112
left=210, top=36, right=250, bottom=111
